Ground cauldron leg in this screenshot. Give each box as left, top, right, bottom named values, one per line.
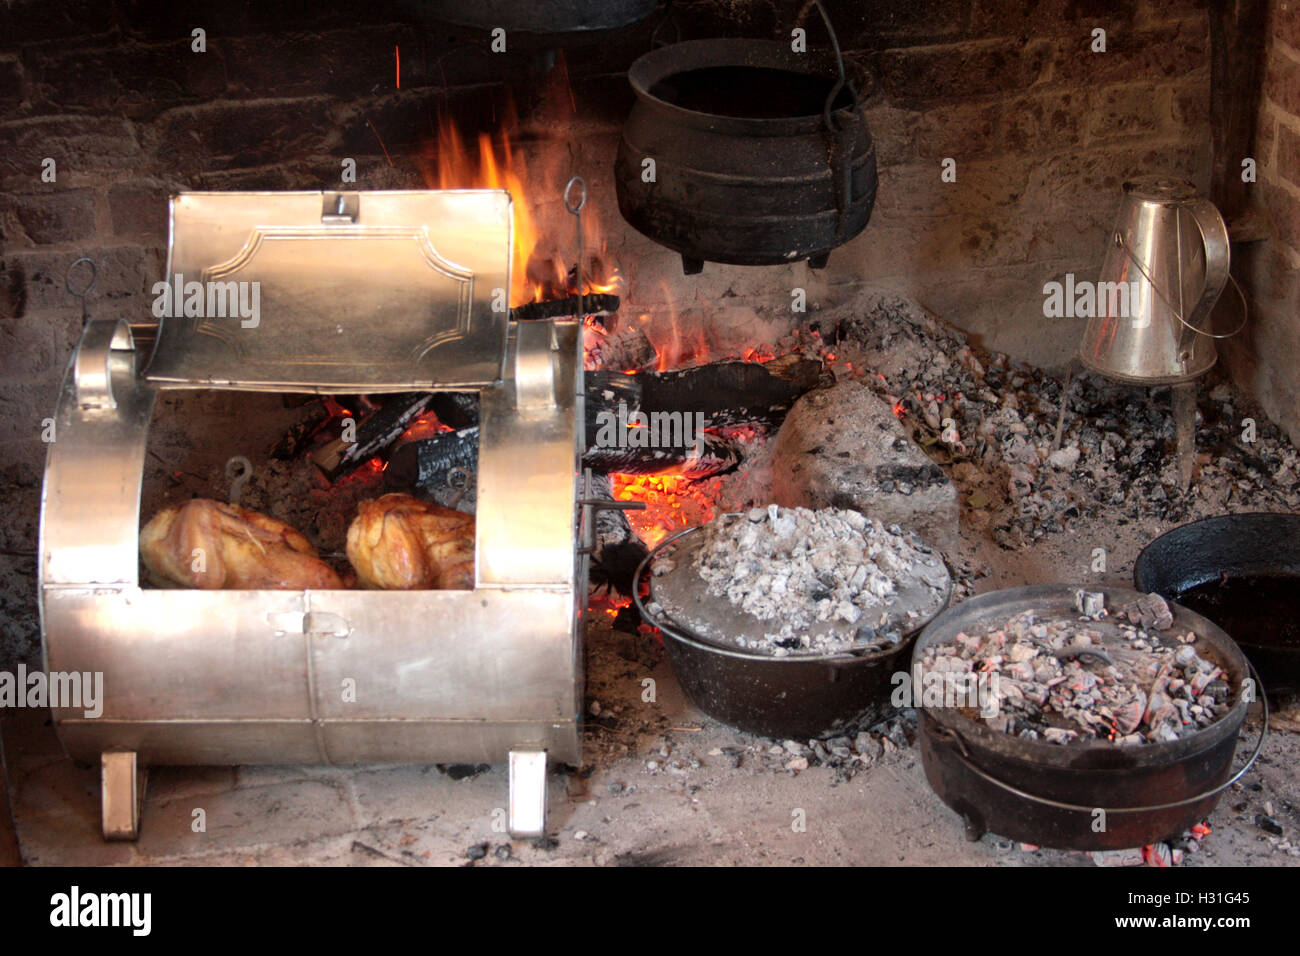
left=808, top=252, right=830, bottom=269
left=952, top=801, right=985, bottom=842
left=681, top=255, right=704, bottom=275
left=508, top=750, right=548, bottom=839
left=101, top=751, right=147, bottom=841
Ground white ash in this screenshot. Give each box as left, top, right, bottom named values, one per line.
left=811, top=290, right=1300, bottom=548
left=917, top=592, right=1233, bottom=745
left=687, top=505, right=948, bottom=653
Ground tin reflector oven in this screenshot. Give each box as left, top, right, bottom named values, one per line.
left=39, top=190, right=588, bottom=840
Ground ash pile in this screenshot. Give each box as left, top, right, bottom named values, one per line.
left=808, top=290, right=1300, bottom=549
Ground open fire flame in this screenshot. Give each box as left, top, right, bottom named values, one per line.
left=419, top=59, right=621, bottom=308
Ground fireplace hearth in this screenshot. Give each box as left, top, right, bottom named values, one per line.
left=3, top=0, right=1299, bottom=872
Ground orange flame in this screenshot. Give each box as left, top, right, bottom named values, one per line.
left=427, top=118, right=540, bottom=307
left=420, top=58, right=620, bottom=308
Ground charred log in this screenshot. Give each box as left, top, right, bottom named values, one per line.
left=583, top=433, right=742, bottom=479
left=511, top=293, right=620, bottom=323
left=272, top=401, right=334, bottom=460
left=389, top=422, right=739, bottom=486
left=426, top=392, right=479, bottom=430
left=587, top=323, right=657, bottom=371
left=313, top=393, right=433, bottom=480
left=586, top=472, right=648, bottom=598
left=384, top=426, right=478, bottom=496
left=590, top=357, right=824, bottom=434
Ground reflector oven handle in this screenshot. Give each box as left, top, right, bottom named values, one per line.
left=74, top=318, right=134, bottom=411
left=266, top=610, right=353, bottom=638
left=929, top=660, right=1269, bottom=816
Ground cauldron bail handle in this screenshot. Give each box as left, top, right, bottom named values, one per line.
left=805, top=0, right=855, bottom=237
left=930, top=658, right=1270, bottom=817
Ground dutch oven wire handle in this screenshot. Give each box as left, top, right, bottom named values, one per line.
left=930, top=659, right=1270, bottom=816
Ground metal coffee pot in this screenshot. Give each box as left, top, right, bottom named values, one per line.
left=1079, top=177, right=1240, bottom=384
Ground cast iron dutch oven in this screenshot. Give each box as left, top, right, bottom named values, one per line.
left=1134, top=512, right=1300, bottom=694
left=913, top=585, right=1264, bottom=851
left=633, top=524, right=949, bottom=740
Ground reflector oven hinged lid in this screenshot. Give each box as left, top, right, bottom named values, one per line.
left=144, top=190, right=513, bottom=392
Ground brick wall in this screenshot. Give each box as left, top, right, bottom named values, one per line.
left=1222, top=0, right=1300, bottom=447
left=820, top=0, right=1213, bottom=367
left=0, top=0, right=1216, bottom=666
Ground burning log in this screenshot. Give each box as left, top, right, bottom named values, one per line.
left=387, top=422, right=740, bottom=487
left=631, top=356, right=825, bottom=432
left=587, top=322, right=657, bottom=372
left=583, top=434, right=742, bottom=479
left=512, top=293, right=620, bottom=323
left=586, top=472, right=648, bottom=597
left=313, top=393, right=433, bottom=480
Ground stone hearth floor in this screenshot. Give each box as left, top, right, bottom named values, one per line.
left=5, top=624, right=1298, bottom=867
left=7, top=491, right=1300, bottom=866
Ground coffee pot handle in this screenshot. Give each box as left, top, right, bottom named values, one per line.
left=1180, top=198, right=1231, bottom=336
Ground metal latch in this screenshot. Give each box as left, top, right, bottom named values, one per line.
left=514, top=318, right=557, bottom=411
left=267, top=610, right=352, bottom=638
left=73, top=318, right=134, bottom=412
left=321, top=192, right=359, bottom=223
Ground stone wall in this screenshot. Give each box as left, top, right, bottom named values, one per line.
left=1222, top=0, right=1300, bottom=447
left=0, top=0, right=1217, bottom=666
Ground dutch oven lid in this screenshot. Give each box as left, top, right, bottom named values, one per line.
left=144, top=190, right=512, bottom=392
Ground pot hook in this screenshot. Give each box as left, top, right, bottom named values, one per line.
left=65, top=257, right=97, bottom=325
left=565, top=176, right=588, bottom=322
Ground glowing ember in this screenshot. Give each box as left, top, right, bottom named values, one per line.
left=612, top=473, right=718, bottom=547
left=395, top=412, right=451, bottom=446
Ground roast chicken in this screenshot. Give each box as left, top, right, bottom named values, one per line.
left=346, top=493, right=475, bottom=590
left=140, top=498, right=343, bottom=590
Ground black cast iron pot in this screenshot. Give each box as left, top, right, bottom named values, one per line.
left=633, top=527, right=948, bottom=740
left=615, top=38, right=878, bottom=274
left=409, top=0, right=658, bottom=33
left=914, top=585, right=1261, bottom=851
left=1134, top=512, right=1300, bottom=694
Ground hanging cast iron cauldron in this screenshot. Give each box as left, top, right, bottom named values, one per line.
left=408, top=0, right=659, bottom=33
left=615, top=38, right=877, bottom=274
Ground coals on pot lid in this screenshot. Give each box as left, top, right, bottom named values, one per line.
left=649, top=504, right=950, bottom=657
left=915, top=590, right=1233, bottom=745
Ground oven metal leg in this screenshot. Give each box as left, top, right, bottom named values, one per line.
left=507, top=750, right=548, bottom=839
left=101, top=751, right=147, bottom=841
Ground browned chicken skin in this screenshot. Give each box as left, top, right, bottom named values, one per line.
left=346, top=493, right=475, bottom=590
left=141, top=498, right=343, bottom=590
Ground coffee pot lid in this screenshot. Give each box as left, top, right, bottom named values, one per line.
left=1122, top=176, right=1199, bottom=203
